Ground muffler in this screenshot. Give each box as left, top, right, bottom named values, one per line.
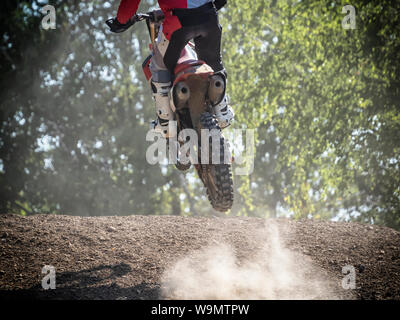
left=175, top=82, right=190, bottom=102
left=208, top=75, right=225, bottom=105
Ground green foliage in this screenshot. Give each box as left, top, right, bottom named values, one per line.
left=222, top=0, right=400, bottom=228
left=1, top=0, right=399, bottom=229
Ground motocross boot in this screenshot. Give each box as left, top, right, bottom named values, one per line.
left=211, top=71, right=234, bottom=129
left=213, top=94, right=234, bottom=129
left=149, top=80, right=177, bottom=138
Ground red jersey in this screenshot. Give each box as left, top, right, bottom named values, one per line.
left=117, top=0, right=212, bottom=39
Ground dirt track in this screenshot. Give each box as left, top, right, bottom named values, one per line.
left=0, top=214, right=399, bottom=300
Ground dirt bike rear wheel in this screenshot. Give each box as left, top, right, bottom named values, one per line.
left=196, top=112, right=234, bottom=212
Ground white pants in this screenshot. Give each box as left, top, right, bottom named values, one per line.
left=150, top=26, right=171, bottom=83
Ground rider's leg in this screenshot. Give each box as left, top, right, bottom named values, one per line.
left=163, top=27, right=196, bottom=74
left=149, top=27, right=176, bottom=138
left=150, top=24, right=202, bottom=137
left=157, top=3, right=234, bottom=130
left=193, top=14, right=234, bottom=129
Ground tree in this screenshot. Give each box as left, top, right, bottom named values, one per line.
left=222, top=0, right=400, bottom=228
left=1, top=0, right=399, bottom=230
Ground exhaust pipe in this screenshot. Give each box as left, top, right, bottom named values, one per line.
left=175, top=82, right=190, bottom=104
left=208, top=75, right=225, bottom=104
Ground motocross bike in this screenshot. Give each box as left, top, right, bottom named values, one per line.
left=107, top=11, right=233, bottom=212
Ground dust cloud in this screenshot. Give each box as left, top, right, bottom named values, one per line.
left=161, top=222, right=342, bottom=299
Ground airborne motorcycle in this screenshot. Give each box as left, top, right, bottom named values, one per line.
left=108, top=11, right=234, bottom=212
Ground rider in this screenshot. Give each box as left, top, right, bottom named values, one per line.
left=107, top=0, right=234, bottom=138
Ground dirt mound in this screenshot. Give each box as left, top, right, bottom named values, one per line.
left=0, top=214, right=399, bottom=300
